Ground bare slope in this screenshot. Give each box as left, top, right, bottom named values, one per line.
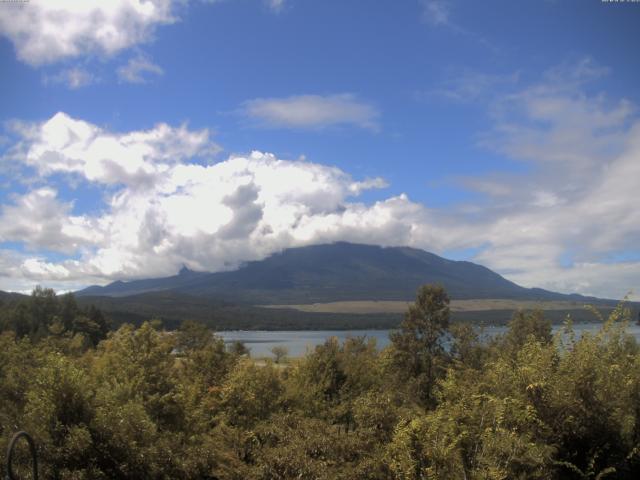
left=262, top=299, right=593, bottom=314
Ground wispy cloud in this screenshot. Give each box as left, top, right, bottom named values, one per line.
left=420, top=0, right=499, bottom=53
left=421, top=0, right=452, bottom=27
left=457, top=58, right=640, bottom=297
left=265, top=0, right=286, bottom=13
left=117, top=54, right=164, bottom=84
left=43, top=67, right=97, bottom=89
left=242, top=94, right=380, bottom=131
left=423, top=69, right=520, bottom=103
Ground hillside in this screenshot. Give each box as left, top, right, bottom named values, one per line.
left=77, top=242, right=598, bottom=304
left=0, top=290, right=27, bottom=303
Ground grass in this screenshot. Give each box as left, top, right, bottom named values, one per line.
left=261, top=299, right=591, bottom=314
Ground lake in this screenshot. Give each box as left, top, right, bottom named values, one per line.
left=218, top=322, right=640, bottom=358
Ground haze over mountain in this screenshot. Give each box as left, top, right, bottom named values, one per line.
left=77, top=242, right=597, bottom=304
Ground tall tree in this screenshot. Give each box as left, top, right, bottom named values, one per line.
left=390, top=284, right=450, bottom=407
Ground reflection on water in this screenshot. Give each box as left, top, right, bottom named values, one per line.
left=218, top=322, right=640, bottom=358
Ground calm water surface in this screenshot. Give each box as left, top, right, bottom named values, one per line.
left=219, top=322, right=640, bottom=358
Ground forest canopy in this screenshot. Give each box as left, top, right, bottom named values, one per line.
left=1, top=285, right=639, bottom=479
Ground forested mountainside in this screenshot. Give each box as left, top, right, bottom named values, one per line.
left=78, top=242, right=602, bottom=304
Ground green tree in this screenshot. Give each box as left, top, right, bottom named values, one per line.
left=501, top=309, right=552, bottom=354
left=216, top=359, right=284, bottom=429
left=176, top=320, right=213, bottom=352
left=389, top=284, right=450, bottom=407
left=23, top=353, right=98, bottom=479
left=93, top=322, right=182, bottom=430
left=450, top=322, right=488, bottom=370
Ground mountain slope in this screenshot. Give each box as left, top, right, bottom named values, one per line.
left=0, top=290, right=27, bottom=303
left=79, top=266, right=209, bottom=297
left=76, top=242, right=597, bottom=304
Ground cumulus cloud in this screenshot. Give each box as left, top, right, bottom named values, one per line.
left=0, top=1, right=292, bottom=70
left=15, top=112, right=220, bottom=186
left=0, top=115, right=395, bottom=286
left=81, top=151, right=395, bottom=279
left=117, top=54, right=164, bottom=83
left=1, top=58, right=640, bottom=300
left=0, top=248, right=91, bottom=294
left=0, top=0, right=176, bottom=66
left=0, top=188, right=100, bottom=254
left=242, top=94, right=380, bottom=130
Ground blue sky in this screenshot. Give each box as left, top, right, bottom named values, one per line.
left=0, top=0, right=639, bottom=299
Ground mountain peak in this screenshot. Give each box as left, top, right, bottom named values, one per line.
left=77, top=242, right=589, bottom=304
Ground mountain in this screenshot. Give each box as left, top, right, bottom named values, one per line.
left=76, top=242, right=597, bottom=304
left=79, top=266, right=209, bottom=297
left=0, top=290, right=28, bottom=303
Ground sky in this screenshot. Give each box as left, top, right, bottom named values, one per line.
left=0, top=0, right=639, bottom=300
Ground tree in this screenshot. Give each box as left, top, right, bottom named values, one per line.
left=501, top=309, right=552, bottom=356
left=82, top=304, right=110, bottom=345
left=23, top=353, right=97, bottom=479
left=177, top=320, right=213, bottom=352
left=389, top=284, right=450, bottom=407
left=216, top=359, right=284, bottom=428
left=271, top=345, right=289, bottom=364
left=294, top=336, right=347, bottom=408
left=229, top=340, right=250, bottom=357
left=2, top=289, right=109, bottom=348
left=450, top=322, right=487, bottom=370
left=93, top=322, right=182, bottom=430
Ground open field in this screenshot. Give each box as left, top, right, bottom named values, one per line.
left=261, top=299, right=600, bottom=315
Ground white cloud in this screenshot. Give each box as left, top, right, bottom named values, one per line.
left=1, top=114, right=395, bottom=287
left=531, top=191, right=561, bottom=208
left=44, top=67, right=96, bottom=89
left=0, top=249, right=91, bottom=293
left=453, top=59, right=640, bottom=298
left=117, top=54, right=164, bottom=83
left=82, top=151, right=395, bottom=279
left=0, top=0, right=176, bottom=66
left=242, top=94, right=380, bottom=130
left=421, top=0, right=451, bottom=27
left=0, top=188, right=100, bottom=254
left=2, top=60, right=640, bottom=301
left=419, top=1, right=497, bottom=52
left=265, top=0, right=285, bottom=13
left=17, top=112, right=220, bottom=186
left=426, top=70, right=520, bottom=103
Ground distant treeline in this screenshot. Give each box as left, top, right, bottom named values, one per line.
left=1, top=287, right=624, bottom=332
left=77, top=290, right=620, bottom=331
left=1, top=285, right=640, bottom=479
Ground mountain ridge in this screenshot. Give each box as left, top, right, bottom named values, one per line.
left=76, top=242, right=604, bottom=304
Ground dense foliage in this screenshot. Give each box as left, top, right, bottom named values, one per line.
left=1, top=285, right=640, bottom=479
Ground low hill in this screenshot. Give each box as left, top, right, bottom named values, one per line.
left=0, top=290, right=27, bottom=304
